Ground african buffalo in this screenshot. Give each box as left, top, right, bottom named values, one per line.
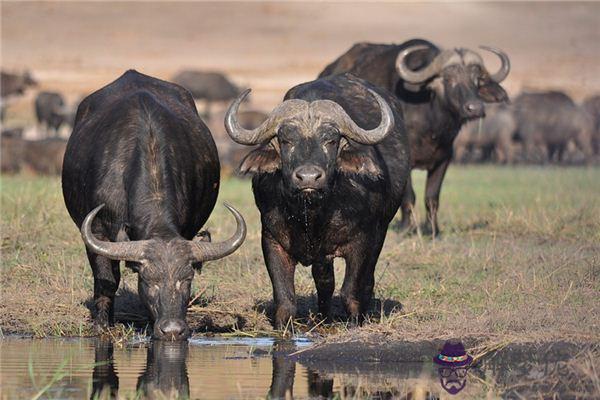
left=24, top=138, right=67, bottom=175
left=319, top=39, right=510, bottom=235
left=513, top=91, right=593, bottom=163
left=454, top=104, right=517, bottom=164
left=226, top=74, right=409, bottom=328
left=62, top=70, right=246, bottom=340
left=172, top=70, right=241, bottom=121
left=35, top=91, right=73, bottom=137
left=1, top=70, right=37, bottom=98
left=1, top=128, right=26, bottom=173
left=583, top=95, right=600, bottom=156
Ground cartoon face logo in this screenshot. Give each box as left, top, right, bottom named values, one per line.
left=434, top=340, right=473, bottom=395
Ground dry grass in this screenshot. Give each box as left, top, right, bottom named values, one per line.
left=1, top=166, right=599, bottom=345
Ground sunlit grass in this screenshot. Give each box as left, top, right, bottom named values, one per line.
left=1, top=166, right=599, bottom=342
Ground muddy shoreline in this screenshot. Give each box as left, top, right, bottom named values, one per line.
left=291, top=338, right=596, bottom=366
left=291, top=339, right=600, bottom=397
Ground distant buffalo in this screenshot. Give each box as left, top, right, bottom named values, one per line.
left=1, top=130, right=66, bottom=175
left=1, top=70, right=37, bottom=98
left=513, top=91, right=593, bottom=163
left=62, top=70, right=246, bottom=340
left=23, top=138, right=67, bottom=174
left=35, top=91, right=75, bottom=137
left=226, top=74, right=409, bottom=328
left=172, top=70, right=241, bottom=121
left=1, top=128, right=26, bottom=173
left=583, top=95, right=600, bottom=156
left=454, top=104, right=517, bottom=164
left=320, top=39, right=510, bottom=235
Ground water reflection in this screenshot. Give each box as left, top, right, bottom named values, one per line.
left=92, top=340, right=190, bottom=399
left=91, top=340, right=118, bottom=399
left=0, top=337, right=594, bottom=399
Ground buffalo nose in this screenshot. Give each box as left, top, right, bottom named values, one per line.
left=293, top=165, right=325, bottom=189
left=464, top=101, right=485, bottom=118
left=156, top=319, right=189, bottom=340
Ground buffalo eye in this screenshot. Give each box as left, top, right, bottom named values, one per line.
left=278, top=137, right=291, bottom=146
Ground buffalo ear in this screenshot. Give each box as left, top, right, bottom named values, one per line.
left=238, top=145, right=280, bottom=174
left=478, top=81, right=508, bottom=103
left=338, top=147, right=383, bottom=178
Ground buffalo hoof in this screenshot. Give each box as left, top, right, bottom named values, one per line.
left=275, top=304, right=296, bottom=333
left=93, top=320, right=110, bottom=335
left=391, top=219, right=418, bottom=235
left=420, top=222, right=442, bottom=238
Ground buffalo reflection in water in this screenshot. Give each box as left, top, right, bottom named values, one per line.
left=91, top=339, right=189, bottom=399
left=91, top=339, right=424, bottom=400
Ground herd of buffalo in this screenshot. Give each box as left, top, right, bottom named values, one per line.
left=2, top=38, right=600, bottom=340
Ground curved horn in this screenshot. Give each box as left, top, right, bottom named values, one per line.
left=330, top=89, right=394, bottom=145
left=480, top=45, right=510, bottom=83
left=81, top=204, right=149, bottom=262
left=395, top=45, right=451, bottom=84
left=310, top=89, right=394, bottom=145
left=190, top=203, right=246, bottom=262
left=225, top=89, right=306, bottom=145
left=225, top=89, right=272, bottom=145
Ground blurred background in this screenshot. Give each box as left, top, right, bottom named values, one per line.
left=1, top=1, right=600, bottom=172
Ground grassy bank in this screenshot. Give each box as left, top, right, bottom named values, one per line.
left=1, top=166, right=599, bottom=343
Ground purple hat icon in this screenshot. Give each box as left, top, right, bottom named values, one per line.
left=433, top=341, right=473, bottom=367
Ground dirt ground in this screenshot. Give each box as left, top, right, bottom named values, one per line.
left=2, top=1, right=600, bottom=122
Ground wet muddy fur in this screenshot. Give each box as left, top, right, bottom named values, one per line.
left=242, top=75, right=410, bottom=328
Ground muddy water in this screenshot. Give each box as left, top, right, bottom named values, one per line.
left=0, top=337, right=594, bottom=399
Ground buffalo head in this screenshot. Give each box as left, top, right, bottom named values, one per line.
left=80, top=204, right=246, bottom=341
left=225, top=88, right=394, bottom=199
left=396, top=44, right=510, bottom=121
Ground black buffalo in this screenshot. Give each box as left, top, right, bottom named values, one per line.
left=320, top=39, right=510, bottom=235
left=35, top=91, right=73, bottom=137
left=62, top=70, right=246, bottom=340
left=226, top=74, right=409, bottom=328
left=454, top=104, right=517, bottom=164
left=513, top=91, right=593, bottom=163
left=172, top=70, right=241, bottom=121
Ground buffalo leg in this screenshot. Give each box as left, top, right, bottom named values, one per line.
left=398, top=175, right=416, bottom=231
left=424, top=157, right=450, bottom=237
left=311, top=260, right=334, bottom=320
left=268, top=355, right=296, bottom=399
left=87, top=249, right=120, bottom=330
left=341, top=233, right=384, bottom=322
left=262, top=231, right=297, bottom=330
left=91, top=339, right=119, bottom=399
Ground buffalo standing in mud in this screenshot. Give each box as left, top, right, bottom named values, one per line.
left=226, top=74, right=410, bottom=328
left=513, top=91, right=593, bottom=163
left=62, top=70, right=246, bottom=340
left=320, top=39, right=510, bottom=235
